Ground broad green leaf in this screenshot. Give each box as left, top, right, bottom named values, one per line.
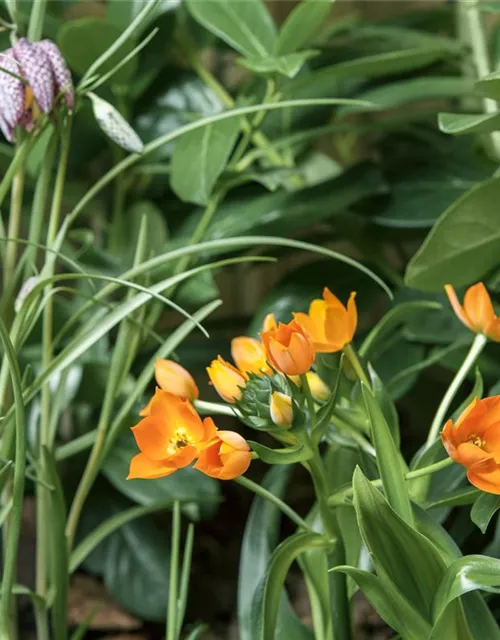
left=471, top=493, right=500, bottom=533
left=424, top=486, right=479, bottom=510
left=353, top=468, right=446, bottom=620
left=430, top=601, right=473, bottom=640
left=249, top=441, right=312, bottom=465
left=120, top=201, right=168, bottom=265
left=476, top=69, right=500, bottom=100
left=361, top=385, right=411, bottom=523
left=102, top=431, right=220, bottom=520
left=276, top=0, right=330, bottom=54
left=405, top=177, right=500, bottom=291
left=186, top=0, right=276, bottom=57
left=438, top=112, right=500, bottom=135
left=238, top=51, right=319, bottom=79
left=171, top=118, right=241, bottom=205
left=81, top=492, right=170, bottom=621
left=461, top=592, right=500, bottom=640
left=238, top=467, right=313, bottom=640
left=333, top=567, right=431, bottom=640
left=433, top=555, right=500, bottom=621
left=256, top=532, right=330, bottom=640
left=58, top=18, right=136, bottom=84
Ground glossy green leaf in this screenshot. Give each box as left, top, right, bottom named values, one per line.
left=81, top=492, right=171, bottom=622
left=102, top=431, right=220, bottom=521
left=333, top=567, right=431, bottom=640
left=276, top=0, right=330, bottom=54
left=171, top=117, right=241, bottom=205
left=438, top=112, right=500, bottom=135
left=353, top=468, right=446, bottom=620
left=238, top=466, right=313, bottom=640
left=238, top=51, right=319, bottom=79
left=433, top=555, right=500, bottom=621
left=476, top=69, right=500, bottom=100
left=186, top=0, right=276, bottom=57
left=249, top=441, right=312, bottom=465
left=58, top=18, right=136, bottom=84
left=405, top=177, right=500, bottom=291
left=361, top=385, right=411, bottom=523
left=471, top=493, right=500, bottom=534
left=430, top=600, right=473, bottom=640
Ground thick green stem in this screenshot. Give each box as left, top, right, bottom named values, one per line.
left=27, top=0, right=47, bottom=41
left=0, top=137, right=30, bottom=213
left=167, top=501, right=181, bottom=640
left=3, top=157, right=26, bottom=294
left=425, top=333, right=487, bottom=447
left=235, top=476, right=311, bottom=531
left=301, top=373, right=317, bottom=430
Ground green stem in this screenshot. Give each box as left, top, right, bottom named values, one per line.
left=235, top=476, right=312, bottom=531
left=3, top=154, right=26, bottom=294
left=194, top=399, right=240, bottom=417
left=331, top=414, right=376, bottom=456
left=0, top=137, right=30, bottom=212
left=27, top=0, right=47, bottom=41
left=177, top=523, right=194, bottom=637
left=425, top=333, right=487, bottom=447
left=328, top=457, right=455, bottom=506
left=167, top=501, right=181, bottom=640
left=108, top=97, right=128, bottom=254
left=0, top=318, right=25, bottom=640
left=301, top=373, right=317, bottom=430
left=343, top=343, right=371, bottom=388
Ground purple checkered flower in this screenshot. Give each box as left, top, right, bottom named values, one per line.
left=0, top=37, right=74, bottom=143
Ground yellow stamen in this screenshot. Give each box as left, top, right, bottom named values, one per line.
left=167, top=427, right=192, bottom=455
left=468, top=433, right=486, bottom=449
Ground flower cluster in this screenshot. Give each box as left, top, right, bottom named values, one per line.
left=0, top=38, right=73, bottom=142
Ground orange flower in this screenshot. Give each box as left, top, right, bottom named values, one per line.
left=445, top=282, right=500, bottom=341
left=231, top=336, right=272, bottom=376
left=207, top=356, right=247, bottom=403
left=128, top=390, right=216, bottom=480
left=155, top=359, right=199, bottom=400
left=194, top=429, right=251, bottom=480
left=294, top=289, right=357, bottom=353
left=262, top=312, right=277, bottom=332
left=441, top=396, right=500, bottom=494
left=260, top=319, right=315, bottom=376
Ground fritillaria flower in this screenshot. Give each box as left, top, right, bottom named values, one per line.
left=0, top=37, right=73, bottom=142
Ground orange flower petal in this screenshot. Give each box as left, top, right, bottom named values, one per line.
left=207, top=356, right=247, bottom=403
left=131, top=415, right=175, bottom=460
left=463, top=282, right=495, bottom=334
left=455, top=442, right=492, bottom=467
left=346, top=291, right=358, bottom=340
left=127, top=453, right=177, bottom=480
left=444, top=284, right=473, bottom=331
left=262, top=312, right=277, bottom=332
left=231, top=337, right=271, bottom=376
left=467, top=463, right=500, bottom=494
left=486, top=317, right=500, bottom=342
left=154, top=359, right=199, bottom=400
left=194, top=430, right=251, bottom=480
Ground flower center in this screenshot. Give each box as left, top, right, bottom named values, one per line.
left=167, top=427, right=192, bottom=455
left=468, top=433, right=486, bottom=449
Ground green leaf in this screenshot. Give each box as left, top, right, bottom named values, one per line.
left=471, top=493, right=500, bottom=534
left=361, top=385, right=411, bottom=523
left=433, top=555, right=500, bottom=621
left=81, top=492, right=171, bottom=622
left=57, top=18, right=136, bottom=84
left=405, top=176, right=500, bottom=291
left=249, top=441, right=312, bottom=465
left=238, top=467, right=313, bottom=640
left=238, top=51, right=319, bottom=79
left=476, top=69, right=500, bottom=100
left=333, top=567, right=431, bottom=640
left=171, top=118, right=241, bottom=205
left=438, top=112, right=500, bottom=135
left=424, top=486, right=479, bottom=510
left=276, top=0, right=330, bottom=54
left=186, top=0, right=276, bottom=57
left=102, top=431, right=220, bottom=521
left=353, top=468, right=446, bottom=620
left=120, top=201, right=168, bottom=265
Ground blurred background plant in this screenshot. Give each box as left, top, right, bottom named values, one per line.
left=2, top=0, right=500, bottom=638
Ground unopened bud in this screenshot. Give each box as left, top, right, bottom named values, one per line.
left=270, top=391, right=293, bottom=428
left=89, top=92, right=144, bottom=153
left=306, top=372, right=329, bottom=401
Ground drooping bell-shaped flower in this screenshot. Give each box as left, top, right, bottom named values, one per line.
left=0, top=38, right=74, bottom=142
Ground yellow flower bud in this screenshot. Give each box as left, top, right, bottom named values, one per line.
left=231, top=336, right=272, bottom=376
left=306, top=372, right=329, bottom=401
left=270, top=391, right=293, bottom=428
left=207, top=356, right=247, bottom=404
left=154, top=359, right=199, bottom=400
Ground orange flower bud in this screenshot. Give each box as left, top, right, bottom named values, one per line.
left=294, top=289, right=357, bottom=353
left=441, top=396, right=500, bottom=494
left=206, top=356, right=247, bottom=403
left=445, top=283, right=500, bottom=342
left=270, top=391, right=293, bottom=428
left=260, top=319, right=315, bottom=376
left=128, top=390, right=216, bottom=480
left=154, top=359, right=199, bottom=400
left=231, top=336, right=272, bottom=376
left=262, top=312, right=277, bottom=332
left=195, top=429, right=251, bottom=480
left=306, top=371, right=329, bottom=401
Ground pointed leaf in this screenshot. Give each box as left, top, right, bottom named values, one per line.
left=249, top=441, right=312, bottom=465
left=276, top=0, right=330, bottom=54
left=438, top=111, right=500, bottom=135
left=471, top=493, right=500, bottom=533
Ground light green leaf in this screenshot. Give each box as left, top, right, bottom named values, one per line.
left=471, top=493, right=500, bottom=534
left=438, top=112, right=500, bottom=135
left=238, top=50, right=319, bottom=79
left=249, top=441, right=312, bottom=465
left=171, top=118, right=241, bottom=205
left=276, top=0, right=330, bottom=54
left=476, top=69, right=500, bottom=100
left=405, top=177, right=500, bottom=291
left=186, top=0, right=276, bottom=57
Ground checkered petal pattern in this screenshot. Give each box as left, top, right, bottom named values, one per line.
left=39, top=39, right=74, bottom=109
left=13, top=38, right=55, bottom=114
